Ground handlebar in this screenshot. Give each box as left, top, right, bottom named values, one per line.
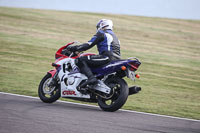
left=55, top=41, right=83, bottom=59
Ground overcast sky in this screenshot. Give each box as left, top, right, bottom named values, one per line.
left=0, top=0, right=200, bottom=20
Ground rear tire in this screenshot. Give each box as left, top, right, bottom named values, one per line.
left=38, top=73, right=60, bottom=103
left=97, top=77, right=129, bottom=112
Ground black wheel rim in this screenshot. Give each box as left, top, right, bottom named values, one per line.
left=101, top=82, right=121, bottom=106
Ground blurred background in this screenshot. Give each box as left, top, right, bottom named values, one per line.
left=0, top=0, right=200, bottom=20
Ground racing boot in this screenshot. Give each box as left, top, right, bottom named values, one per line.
left=80, top=61, right=98, bottom=88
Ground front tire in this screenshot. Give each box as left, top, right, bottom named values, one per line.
left=97, top=77, right=129, bottom=112
left=38, top=73, right=60, bottom=103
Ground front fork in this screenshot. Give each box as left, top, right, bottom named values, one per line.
left=47, top=70, right=59, bottom=87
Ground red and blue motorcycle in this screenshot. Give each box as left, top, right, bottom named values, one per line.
left=38, top=42, right=141, bottom=112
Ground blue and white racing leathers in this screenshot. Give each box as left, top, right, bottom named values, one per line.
left=76, top=29, right=121, bottom=68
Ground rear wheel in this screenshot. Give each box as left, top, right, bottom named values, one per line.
left=97, top=77, right=129, bottom=112
left=38, top=73, right=60, bottom=103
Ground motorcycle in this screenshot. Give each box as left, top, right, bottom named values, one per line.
left=38, top=42, right=141, bottom=112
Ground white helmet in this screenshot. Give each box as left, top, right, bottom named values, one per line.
left=96, top=19, right=113, bottom=31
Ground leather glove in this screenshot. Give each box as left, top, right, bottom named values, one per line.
left=69, top=45, right=78, bottom=52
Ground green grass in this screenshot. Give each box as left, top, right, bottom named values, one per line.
left=0, top=7, right=200, bottom=120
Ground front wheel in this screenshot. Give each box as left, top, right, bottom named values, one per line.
left=97, top=77, right=129, bottom=112
left=38, top=73, right=60, bottom=103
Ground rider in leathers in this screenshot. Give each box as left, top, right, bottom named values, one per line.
left=70, top=19, right=120, bottom=87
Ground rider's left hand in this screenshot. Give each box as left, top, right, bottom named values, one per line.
left=69, top=45, right=78, bottom=52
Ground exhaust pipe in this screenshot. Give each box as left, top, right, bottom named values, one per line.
left=129, top=86, right=141, bottom=95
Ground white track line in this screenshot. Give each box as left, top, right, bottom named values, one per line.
left=0, top=91, right=199, bottom=122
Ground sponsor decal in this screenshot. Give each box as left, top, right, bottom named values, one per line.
left=62, top=90, right=76, bottom=95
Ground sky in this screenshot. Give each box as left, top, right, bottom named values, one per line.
left=0, top=0, right=200, bottom=20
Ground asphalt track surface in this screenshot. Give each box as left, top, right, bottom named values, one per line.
left=0, top=92, right=200, bottom=133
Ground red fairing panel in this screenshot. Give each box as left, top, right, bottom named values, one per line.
left=48, top=69, right=57, bottom=77
left=55, top=42, right=74, bottom=59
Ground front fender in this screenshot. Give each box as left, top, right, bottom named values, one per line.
left=48, top=69, right=57, bottom=77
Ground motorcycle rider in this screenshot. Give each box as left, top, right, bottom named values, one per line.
left=69, top=19, right=121, bottom=87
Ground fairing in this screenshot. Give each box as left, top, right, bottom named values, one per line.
left=48, top=69, right=57, bottom=77
left=91, top=59, right=141, bottom=77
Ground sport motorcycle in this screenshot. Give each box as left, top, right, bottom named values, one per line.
left=38, top=42, right=141, bottom=112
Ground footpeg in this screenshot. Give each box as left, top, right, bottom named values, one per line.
left=77, top=86, right=88, bottom=94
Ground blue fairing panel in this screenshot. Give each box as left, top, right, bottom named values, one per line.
left=91, top=59, right=140, bottom=77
